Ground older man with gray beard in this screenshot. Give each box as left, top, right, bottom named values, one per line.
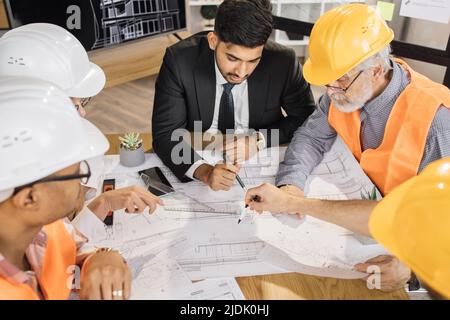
left=245, top=4, right=450, bottom=293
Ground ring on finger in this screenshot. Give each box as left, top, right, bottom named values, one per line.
left=112, top=290, right=123, bottom=297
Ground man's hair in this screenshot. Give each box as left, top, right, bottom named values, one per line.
left=214, top=0, right=273, bottom=48
left=354, top=45, right=392, bottom=75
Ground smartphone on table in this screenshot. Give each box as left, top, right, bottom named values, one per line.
left=102, top=178, right=115, bottom=225
left=138, top=167, right=174, bottom=197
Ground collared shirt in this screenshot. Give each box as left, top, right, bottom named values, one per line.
left=276, top=59, right=450, bottom=189
left=206, top=60, right=250, bottom=134
left=185, top=60, right=251, bottom=179
left=0, top=219, right=95, bottom=299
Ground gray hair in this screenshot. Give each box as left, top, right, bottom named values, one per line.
left=353, top=45, right=392, bottom=75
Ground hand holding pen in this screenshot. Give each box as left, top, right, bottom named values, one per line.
left=238, top=194, right=261, bottom=224
left=222, top=151, right=253, bottom=224
left=245, top=183, right=293, bottom=214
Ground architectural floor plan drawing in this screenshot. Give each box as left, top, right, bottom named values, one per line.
left=89, top=139, right=389, bottom=298
left=176, top=235, right=288, bottom=280
left=172, top=214, right=290, bottom=280
left=253, top=214, right=388, bottom=279
left=304, top=137, right=382, bottom=201
left=182, top=278, right=245, bottom=300
left=129, top=256, right=193, bottom=300
left=90, top=220, right=194, bottom=300
left=89, top=208, right=185, bottom=247
left=154, top=151, right=281, bottom=216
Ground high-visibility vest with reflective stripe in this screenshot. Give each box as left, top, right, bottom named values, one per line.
left=0, top=219, right=76, bottom=300
left=328, top=59, right=450, bottom=195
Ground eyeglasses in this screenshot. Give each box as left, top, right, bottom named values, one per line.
left=13, top=160, right=91, bottom=195
left=325, top=70, right=364, bottom=93
left=74, top=97, right=92, bottom=112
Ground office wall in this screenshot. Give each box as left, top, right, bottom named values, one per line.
left=367, top=0, right=449, bottom=83
left=0, top=0, right=9, bottom=29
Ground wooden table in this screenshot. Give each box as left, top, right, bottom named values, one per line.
left=106, top=133, right=408, bottom=300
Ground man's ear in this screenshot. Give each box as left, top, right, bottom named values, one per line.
left=207, top=32, right=218, bottom=51
left=11, top=187, right=40, bottom=211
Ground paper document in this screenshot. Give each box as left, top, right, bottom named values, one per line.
left=88, top=139, right=389, bottom=290
left=400, top=0, right=450, bottom=24
left=176, top=217, right=289, bottom=280
left=304, top=137, right=382, bottom=201
left=182, top=278, right=245, bottom=300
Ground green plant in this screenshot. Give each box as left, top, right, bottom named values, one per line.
left=361, top=186, right=378, bottom=200
left=119, top=132, right=143, bottom=151
left=200, top=5, right=218, bottom=21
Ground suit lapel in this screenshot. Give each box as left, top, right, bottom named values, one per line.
left=248, top=67, right=271, bottom=128
left=194, top=41, right=216, bottom=130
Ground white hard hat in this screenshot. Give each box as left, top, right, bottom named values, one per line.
left=0, top=23, right=106, bottom=98
left=0, top=77, right=109, bottom=202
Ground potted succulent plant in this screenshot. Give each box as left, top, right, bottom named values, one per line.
left=200, top=5, right=218, bottom=30
left=119, top=132, right=145, bottom=167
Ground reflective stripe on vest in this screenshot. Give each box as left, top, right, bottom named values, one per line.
left=0, top=219, right=77, bottom=300
left=328, top=59, right=450, bottom=195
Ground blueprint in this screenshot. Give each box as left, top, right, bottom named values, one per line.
left=304, top=137, right=382, bottom=201
left=88, top=207, right=185, bottom=247
left=85, top=137, right=389, bottom=300
left=182, top=278, right=245, bottom=300
left=175, top=222, right=288, bottom=280
left=254, top=214, right=388, bottom=279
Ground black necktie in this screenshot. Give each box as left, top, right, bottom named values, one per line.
left=218, top=83, right=235, bottom=134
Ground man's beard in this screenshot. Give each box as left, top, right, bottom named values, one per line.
left=330, top=94, right=363, bottom=113
left=215, top=53, right=248, bottom=84
left=330, top=83, right=373, bottom=113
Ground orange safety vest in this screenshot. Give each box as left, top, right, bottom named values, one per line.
left=0, top=219, right=77, bottom=300
left=328, top=59, right=450, bottom=195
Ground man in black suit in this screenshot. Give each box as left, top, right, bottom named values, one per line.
left=152, top=0, right=315, bottom=191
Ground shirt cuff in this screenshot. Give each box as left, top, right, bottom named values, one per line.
left=275, top=176, right=307, bottom=191
left=255, top=131, right=266, bottom=151
left=71, top=206, right=106, bottom=241
left=185, top=159, right=209, bottom=180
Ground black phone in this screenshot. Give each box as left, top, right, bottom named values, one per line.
left=102, top=179, right=115, bottom=226
left=138, top=167, right=174, bottom=196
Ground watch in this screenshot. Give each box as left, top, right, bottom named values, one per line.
left=253, top=131, right=266, bottom=151
left=407, top=272, right=422, bottom=291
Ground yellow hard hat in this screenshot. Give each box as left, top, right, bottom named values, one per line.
left=370, top=158, right=450, bottom=299
left=303, top=3, right=394, bottom=86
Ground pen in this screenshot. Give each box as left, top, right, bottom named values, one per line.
left=222, top=151, right=246, bottom=191
left=235, top=174, right=246, bottom=190
left=239, top=195, right=261, bottom=224
left=221, top=151, right=255, bottom=223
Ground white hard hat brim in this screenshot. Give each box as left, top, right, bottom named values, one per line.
left=0, top=189, right=14, bottom=203
left=67, top=62, right=106, bottom=98
left=0, top=118, right=109, bottom=203
left=80, top=117, right=110, bottom=161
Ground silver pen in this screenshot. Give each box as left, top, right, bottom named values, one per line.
left=222, top=152, right=261, bottom=223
